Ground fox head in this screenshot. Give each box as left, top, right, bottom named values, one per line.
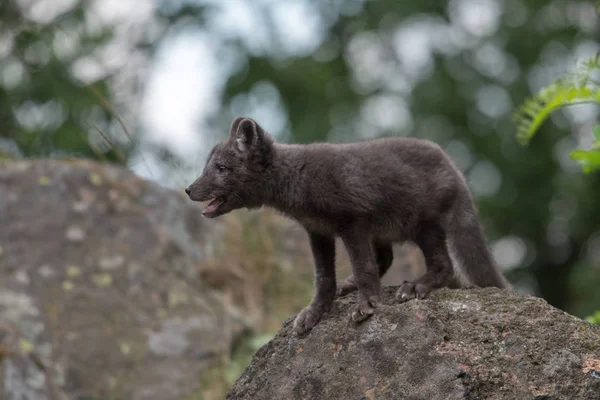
left=185, top=117, right=275, bottom=218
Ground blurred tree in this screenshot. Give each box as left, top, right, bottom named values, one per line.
left=0, top=0, right=136, bottom=163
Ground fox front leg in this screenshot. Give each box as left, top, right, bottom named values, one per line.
left=293, top=232, right=337, bottom=336
left=341, top=230, right=380, bottom=323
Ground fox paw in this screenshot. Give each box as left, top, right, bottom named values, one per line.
left=349, top=295, right=378, bottom=323
left=293, top=305, right=326, bottom=336
left=396, top=281, right=431, bottom=303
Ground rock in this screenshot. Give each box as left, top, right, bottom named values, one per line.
left=0, top=159, right=246, bottom=399
left=65, top=225, right=86, bottom=242
left=225, top=287, right=600, bottom=400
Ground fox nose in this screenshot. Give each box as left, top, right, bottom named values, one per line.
left=185, top=187, right=191, bottom=196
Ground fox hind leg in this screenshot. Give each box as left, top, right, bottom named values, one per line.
left=397, top=222, right=454, bottom=302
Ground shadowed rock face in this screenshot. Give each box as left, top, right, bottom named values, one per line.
left=226, top=287, right=600, bottom=400
left=0, top=159, right=245, bottom=400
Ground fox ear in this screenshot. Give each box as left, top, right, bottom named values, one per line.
left=229, top=117, right=245, bottom=138
left=234, top=118, right=260, bottom=152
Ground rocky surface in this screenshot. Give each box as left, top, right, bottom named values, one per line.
left=226, top=287, right=600, bottom=400
left=0, top=159, right=245, bottom=399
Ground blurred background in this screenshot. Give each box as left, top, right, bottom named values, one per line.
left=1, top=0, right=599, bottom=399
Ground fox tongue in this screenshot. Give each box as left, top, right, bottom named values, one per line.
left=203, top=198, right=221, bottom=215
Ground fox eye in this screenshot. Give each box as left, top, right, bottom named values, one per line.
left=216, top=164, right=228, bottom=173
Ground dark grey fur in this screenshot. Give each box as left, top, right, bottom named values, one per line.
left=185, top=117, right=510, bottom=336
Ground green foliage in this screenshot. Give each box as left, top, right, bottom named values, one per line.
left=0, top=0, right=134, bottom=164
left=586, top=309, right=600, bottom=325
left=513, top=53, right=600, bottom=173
left=224, top=333, right=274, bottom=384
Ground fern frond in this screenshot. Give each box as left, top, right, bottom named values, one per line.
left=513, top=53, right=600, bottom=145
left=513, top=81, right=600, bottom=145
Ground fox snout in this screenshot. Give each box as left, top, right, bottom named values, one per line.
left=185, top=177, right=212, bottom=202
left=184, top=177, right=232, bottom=218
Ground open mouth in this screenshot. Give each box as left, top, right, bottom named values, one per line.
left=202, top=197, right=224, bottom=217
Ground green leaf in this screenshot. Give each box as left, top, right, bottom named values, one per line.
left=570, top=149, right=600, bottom=173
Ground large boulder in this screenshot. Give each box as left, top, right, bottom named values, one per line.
left=226, top=287, right=600, bottom=400
left=0, top=159, right=244, bottom=399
